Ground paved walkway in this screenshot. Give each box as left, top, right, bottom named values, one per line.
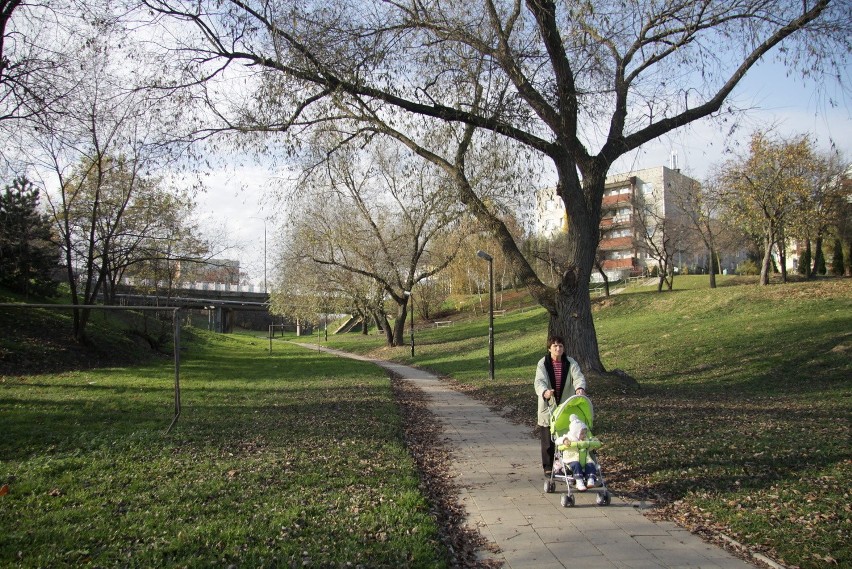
left=303, top=345, right=759, bottom=569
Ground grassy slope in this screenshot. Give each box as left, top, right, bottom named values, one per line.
left=324, top=276, right=851, bottom=569
left=0, top=289, right=169, bottom=374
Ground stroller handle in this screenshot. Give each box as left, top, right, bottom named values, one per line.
left=547, top=393, right=592, bottom=412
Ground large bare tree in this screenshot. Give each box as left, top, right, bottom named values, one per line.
left=144, top=0, right=849, bottom=373
left=673, top=179, right=724, bottom=288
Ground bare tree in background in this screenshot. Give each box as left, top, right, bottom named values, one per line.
left=275, top=139, right=470, bottom=347
left=674, top=178, right=724, bottom=288
left=634, top=194, right=690, bottom=292
left=22, top=18, right=192, bottom=341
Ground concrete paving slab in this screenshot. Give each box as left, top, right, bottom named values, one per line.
left=302, top=345, right=761, bottom=569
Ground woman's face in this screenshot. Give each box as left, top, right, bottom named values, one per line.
left=548, top=342, right=564, bottom=360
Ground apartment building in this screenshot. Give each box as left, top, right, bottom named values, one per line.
left=536, top=163, right=698, bottom=280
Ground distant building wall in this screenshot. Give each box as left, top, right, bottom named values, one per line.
left=536, top=166, right=699, bottom=282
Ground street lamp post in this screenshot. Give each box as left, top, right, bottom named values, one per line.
left=478, top=250, right=495, bottom=380
left=476, top=250, right=495, bottom=380
left=262, top=222, right=267, bottom=293
left=404, top=290, right=414, bottom=357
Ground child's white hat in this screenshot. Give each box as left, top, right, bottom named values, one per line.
left=568, top=414, right=588, bottom=441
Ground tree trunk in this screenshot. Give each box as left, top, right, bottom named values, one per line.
left=372, top=310, right=393, bottom=346
left=73, top=307, right=91, bottom=343
left=778, top=236, right=788, bottom=283
left=760, top=226, right=773, bottom=285
left=547, top=267, right=603, bottom=373
left=594, top=261, right=610, bottom=296
left=391, top=301, right=409, bottom=347
left=708, top=246, right=717, bottom=289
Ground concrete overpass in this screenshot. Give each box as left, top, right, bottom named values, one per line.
left=113, top=286, right=270, bottom=333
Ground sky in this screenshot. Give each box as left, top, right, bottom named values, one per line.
left=194, top=58, right=851, bottom=287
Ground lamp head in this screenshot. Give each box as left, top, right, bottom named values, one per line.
left=476, top=250, right=493, bottom=261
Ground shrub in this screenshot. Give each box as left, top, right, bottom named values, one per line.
left=736, top=259, right=760, bottom=275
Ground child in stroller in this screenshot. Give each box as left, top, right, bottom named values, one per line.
left=544, top=394, right=611, bottom=507
left=556, top=414, right=598, bottom=490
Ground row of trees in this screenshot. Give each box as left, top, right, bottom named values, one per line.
left=717, top=132, right=850, bottom=285
left=2, top=1, right=849, bottom=374
left=0, top=2, right=225, bottom=341
left=0, top=165, right=212, bottom=340
left=269, top=129, right=850, bottom=347
left=632, top=131, right=850, bottom=292
left=136, top=0, right=849, bottom=374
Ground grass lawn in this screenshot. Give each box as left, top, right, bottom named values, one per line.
left=0, top=328, right=448, bottom=568
left=322, top=276, right=851, bottom=569
left=1, top=276, right=849, bottom=569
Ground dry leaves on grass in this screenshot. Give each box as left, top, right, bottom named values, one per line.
left=390, top=373, right=502, bottom=569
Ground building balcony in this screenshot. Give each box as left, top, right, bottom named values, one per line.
left=598, top=236, right=634, bottom=251
left=600, top=215, right=631, bottom=229
left=601, top=258, right=635, bottom=270
left=602, top=193, right=632, bottom=207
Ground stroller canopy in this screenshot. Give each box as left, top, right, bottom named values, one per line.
left=550, top=395, right=594, bottom=436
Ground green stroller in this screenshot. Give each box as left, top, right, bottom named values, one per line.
left=543, top=394, right=611, bottom=507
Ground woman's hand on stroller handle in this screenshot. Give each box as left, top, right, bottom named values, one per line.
left=544, top=388, right=585, bottom=401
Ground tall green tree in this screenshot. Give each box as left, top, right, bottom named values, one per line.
left=146, top=0, right=849, bottom=373
left=719, top=132, right=817, bottom=285
left=0, top=176, right=58, bottom=297
left=799, top=242, right=812, bottom=275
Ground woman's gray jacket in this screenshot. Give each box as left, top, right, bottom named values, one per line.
left=534, top=355, right=586, bottom=427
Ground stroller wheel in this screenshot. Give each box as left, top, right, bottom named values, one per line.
left=561, top=494, right=575, bottom=507
left=596, top=491, right=611, bottom=506
left=544, top=480, right=555, bottom=493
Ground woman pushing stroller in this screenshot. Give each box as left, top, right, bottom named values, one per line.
left=533, top=335, right=587, bottom=477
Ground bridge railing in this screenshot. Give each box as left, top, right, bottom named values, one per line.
left=121, top=279, right=267, bottom=294
left=180, top=282, right=267, bottom=293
